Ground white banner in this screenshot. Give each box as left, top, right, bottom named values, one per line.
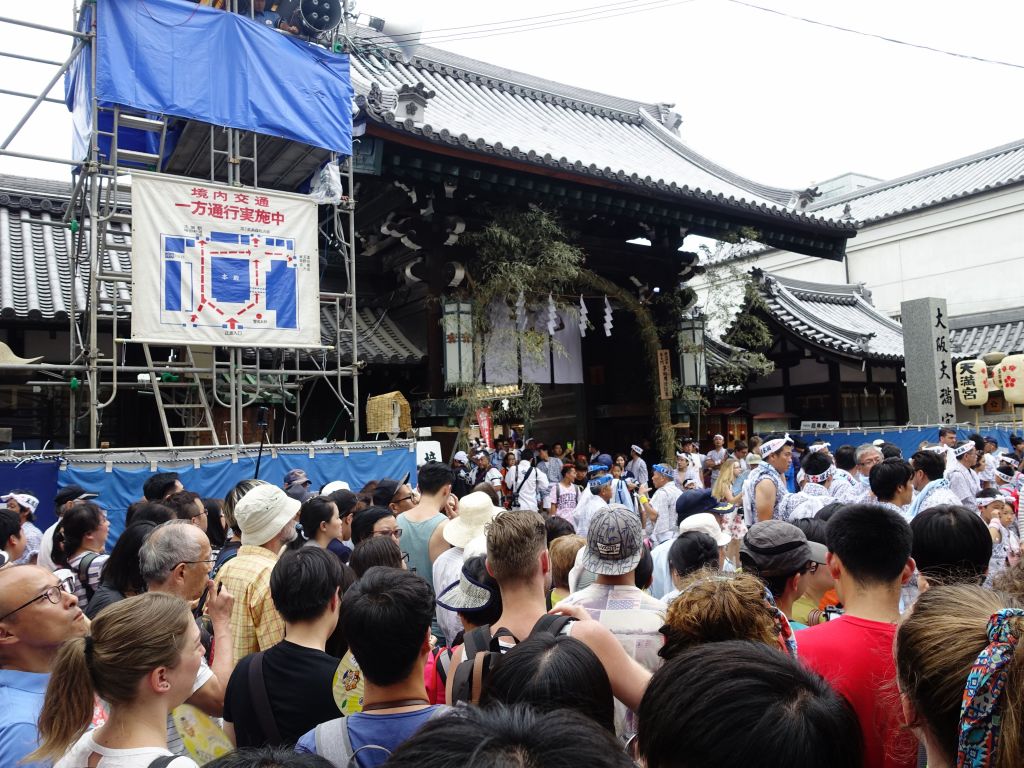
left=130, top=173, right=321, bottom=348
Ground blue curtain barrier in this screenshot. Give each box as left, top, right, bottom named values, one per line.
left=6, top=447, right=415, bottom=542
left=0, top=461, right=60, bottom=531
left=95, top=0, right=353, bottom=154
left=790, top=425, right=1019, bottom=458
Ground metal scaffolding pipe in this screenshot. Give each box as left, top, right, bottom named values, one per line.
left=0, top=15, right=92, bottom=38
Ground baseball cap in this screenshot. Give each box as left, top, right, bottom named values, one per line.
left=54, top=484, right=98, bottom=507
left=581, top=504, right=644, bottom=576
left=283, top=469, right=311, bottom=490
left=679, top=512, right=731, bottom=547
left=321, top=480, right=351, bottom=495
left=740, top=520, right=823, bottom=577
left=371, top=479, right=401, bottom=507
left=675, top=489, right=718, bottom=524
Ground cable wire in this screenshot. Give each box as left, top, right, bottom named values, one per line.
left=725, top=0, right=1024, bottom=71
left=361, top=0, right=697, bottom=50
left=360, top=0, right=678, bottom=42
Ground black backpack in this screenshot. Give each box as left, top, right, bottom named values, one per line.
left=76, top=551, right=101, bottom=603
left=449, top=614, right=573, bottom=705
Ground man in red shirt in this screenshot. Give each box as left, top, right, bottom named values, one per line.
left=798, top=503, right=918, bottom=768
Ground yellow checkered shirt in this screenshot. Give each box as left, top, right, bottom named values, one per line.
left=213, top=544, right=285, bottom=660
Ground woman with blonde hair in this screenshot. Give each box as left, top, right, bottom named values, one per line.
left=659, top=569, right=797, bottom=661
left=711, top=458, right=746, bottom=563
left=549, top=534, right=586, bottom=605
left=29, top=592, right=203, bottom=767
left=896, top=584, right=1024, bottom=768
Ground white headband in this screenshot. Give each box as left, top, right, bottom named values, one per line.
left=805, top=465, right=835, bottom=484
left=808, top=443, right=831, bottom=453
left=630, top=444, right=643, bottom=455
left=995, top=468, right=1014, bottom=482
left=928, top=445, right=950, bottom=455
left=975, top=495, right=1002, bottom=508
left=760, top=434, right=794, bottom=457
left=954, top=443, right=975, bottom=458
left=1003, top=455, right=1020, bottom=469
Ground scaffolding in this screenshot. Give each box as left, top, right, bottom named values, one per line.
left=0, top=3, right=362, bottom=449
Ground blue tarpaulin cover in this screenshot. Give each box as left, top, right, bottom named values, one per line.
left=57, top=446, right=416, bottom=541
left=95, top=0, right=352, bottom=155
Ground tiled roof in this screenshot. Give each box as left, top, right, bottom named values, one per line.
left=751, top=269, right=905, bottom=362
left=809, top=138, right=1024, bottom=225
left=949, top=308, right=1024, bottom=359
left=350, top=31, right=854, bottom=240
left=705, top=336, right=764, bottom=375
left=749, top=270, right=1024, bottom=363
left=0, top=175, right=423, bottom=365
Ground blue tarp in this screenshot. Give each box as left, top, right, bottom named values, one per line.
left=0, top=461, right=60, bottom=531
left=791, top=425, right=1020, bottom=458
left=95, top=0, right=352, bottom=155
left=11, top=447, right=415, bottom=542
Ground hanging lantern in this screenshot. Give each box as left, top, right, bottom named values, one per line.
left=955, top=359, right=988, bottom=407
left=999, top=354, right=1024, bottom=404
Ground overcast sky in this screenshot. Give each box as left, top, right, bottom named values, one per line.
left=3, top=0, right=1024, bottom=189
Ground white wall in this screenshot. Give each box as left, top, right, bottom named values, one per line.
left=691, top=184, right=1024, bottom=324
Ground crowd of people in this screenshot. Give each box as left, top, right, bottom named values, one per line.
left=1, top=427, right=1024, bottom=767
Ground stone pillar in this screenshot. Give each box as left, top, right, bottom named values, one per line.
left=901, top=297, right=955, bottom=425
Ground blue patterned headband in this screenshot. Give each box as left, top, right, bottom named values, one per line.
left=652, top=463, right=675, bottom=479
left=588, top=475, right=612, bottom=490
left=957, top=609, right=1024, bottom=768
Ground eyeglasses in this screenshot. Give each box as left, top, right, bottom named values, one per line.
left=178, top=558, right=217, bottom=568
left=392, top=494, right=416, bottom=506
left=0, top=577, right=75, bottom=622
left=807, top=561, right=822, bottom=574
left=401, top=552, right=410, bottom=564
left=374, top=528, right=403, bottom=539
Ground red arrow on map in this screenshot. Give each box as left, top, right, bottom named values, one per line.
left=225, top=318, right=238, bottom=330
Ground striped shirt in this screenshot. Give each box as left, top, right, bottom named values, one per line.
left=65, top=551, right=109, bottom=611
left=213, top=545, right=284, bottom=661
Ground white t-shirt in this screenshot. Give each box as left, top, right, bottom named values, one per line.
left=166, top=655, right=213, bottom=755
left=55, top=731, right=198, bottom=768
left=37, top=521, right=60, bottom=571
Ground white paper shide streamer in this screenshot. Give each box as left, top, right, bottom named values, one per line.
left=515, top=290, right=527, bottom=331
left=603, top=296, right=613, bottom=337
left=546, top=293, right=557, bottom=335
left=578, top=295, right=588, bottom=337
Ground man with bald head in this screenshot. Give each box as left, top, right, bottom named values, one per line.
left=140, top=520, right=235, bottom=755
left=0, top=565, right=89, bottom=766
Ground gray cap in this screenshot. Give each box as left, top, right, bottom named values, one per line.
left=740, top=520, right=824, bottom=577
left=582, top=504, right=644, bottom=576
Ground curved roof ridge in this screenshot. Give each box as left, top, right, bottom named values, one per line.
left=637, top=111, right=797, bottom=207
left=353, top=27, right=656, bottom=116
left=759, top=270, right=870, bottom=299
left=808, top=136, right=1024, bottom=212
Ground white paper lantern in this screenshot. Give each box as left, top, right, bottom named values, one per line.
left=998, top=354, right=1024, bottom=404
left=955, top=359, right=989, bottom=407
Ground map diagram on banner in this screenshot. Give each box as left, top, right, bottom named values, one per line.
left=131, top=173, right=321, bottom=348
left=161, top=231, right=302, bottom=334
